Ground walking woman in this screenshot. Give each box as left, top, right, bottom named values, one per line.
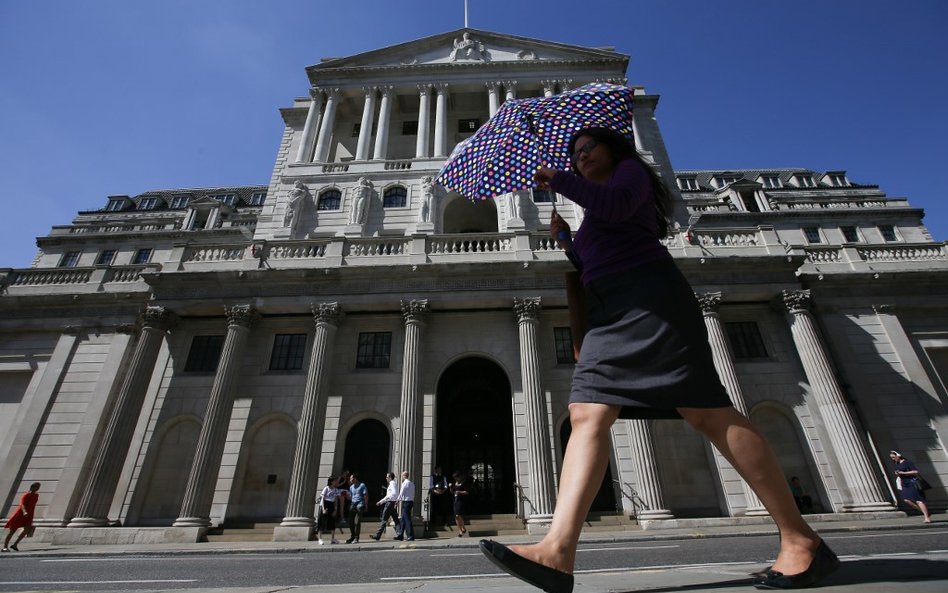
left=3, top=482, right=40, bottom=552
left=450, top=470, right=471, bottom=537
left=889, top=451, right=933, bottom=523
left=478, top=127, right=839, bottom=591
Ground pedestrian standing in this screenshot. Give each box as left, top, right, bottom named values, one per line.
left=346, top=473, right=368, bottom=544
left=316, top=477, right=339, bottom=545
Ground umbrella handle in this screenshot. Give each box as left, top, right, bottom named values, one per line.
left=551, top=206, right=570, bottom=241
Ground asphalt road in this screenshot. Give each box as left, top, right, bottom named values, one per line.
left=0, top=528, right=946, bottom=592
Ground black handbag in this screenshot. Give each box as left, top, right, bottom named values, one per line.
left=917, top=476, right=932, bottom=491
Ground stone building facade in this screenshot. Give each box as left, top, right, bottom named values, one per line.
left=1, top=29, right=946, bottom=542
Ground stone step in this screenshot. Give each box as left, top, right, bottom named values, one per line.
left=206, top=522, right=281, bottom=543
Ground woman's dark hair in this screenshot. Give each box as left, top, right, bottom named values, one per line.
left=567, top=127, right=673, bottom=238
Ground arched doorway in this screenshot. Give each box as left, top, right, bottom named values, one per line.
left=560, top=420, right=618, bottom=513
left=135, top=418, right=200, bottom=525
left=751, top=406, right=825, bottom=512
left=231, top=416, right=296, bottom=521
left=441, top=194, right=499, bottom=233
left=436, top=357, right=515, bottom=514
left=343, top=419, right=391, bottom=506
left=652, top=419, right=723, bottom=517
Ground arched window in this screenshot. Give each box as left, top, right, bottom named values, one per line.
left=317, top=189, right=341, bottom=210
left=383, top=186, right=407, bottom=208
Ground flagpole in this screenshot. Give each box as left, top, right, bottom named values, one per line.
left=464, top=0, right=468, bottom=28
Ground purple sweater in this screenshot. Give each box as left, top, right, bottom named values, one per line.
left=550, top=158, right=671, bottom=286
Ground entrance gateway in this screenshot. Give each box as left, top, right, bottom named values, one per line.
left=435, top=357, right=515, bottom=514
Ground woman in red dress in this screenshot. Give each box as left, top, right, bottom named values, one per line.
left=3, top=482, right=40, bottom=552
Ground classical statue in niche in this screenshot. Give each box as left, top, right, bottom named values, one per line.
left=505, top=191, right=523, bottom=221
left=349, top=177, right=373, bottom=225
left=419, top=176, right=438, bottom=223
left=451, top=32, right=488, bottom=62
left=284, top=180, right=308, bottom=233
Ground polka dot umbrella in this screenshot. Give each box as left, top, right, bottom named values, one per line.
left=437, top=83, right=635, bottom=202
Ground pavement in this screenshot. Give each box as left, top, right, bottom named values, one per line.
left=2, top=512, right=947, bottom=593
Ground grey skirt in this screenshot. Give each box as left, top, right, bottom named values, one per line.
left=570, top=259, right=732, bottom=419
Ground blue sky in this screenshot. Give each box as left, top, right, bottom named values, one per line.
left=1, top=0, right=945, bottom=268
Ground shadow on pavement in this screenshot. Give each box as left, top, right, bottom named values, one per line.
left=607, top=558, right=948, bottom=592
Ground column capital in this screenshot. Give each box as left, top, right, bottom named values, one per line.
left=401, top=299, right=430, bottom=324
left=416, top=83, right=431, bottom=94
left=379, top=85, right=395, bottom=97
left=224, top=304, right=257, bottom=328
left=324, top=87, right=341, bottom=99
left=540, top=80, right=557, bottom=94
left=872, top=304, right=896, bottom=314
left=486, top=81, right=501, bottom=91
left=514, top=297, right=542, bottom=321
left=503, top=80, right=518, bottom=89
left=558, top=79, right=574, bottom=91
left=696, top=292, right=722, bottom=314
left=61, top=325, right=83, bottom=336
left=308, top=87, right=323, bottom=100
left=141, top=305, right=177, bottom=331
left=311, top=302, right=344, bottom=326
left=780, top=289, right=811, bottom=313
left=433, top=83, right=449, bottom=93
left=361, top=85, right=378, bottom=96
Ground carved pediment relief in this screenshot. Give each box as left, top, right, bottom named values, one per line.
left=309, top=28, right=625, bottom=72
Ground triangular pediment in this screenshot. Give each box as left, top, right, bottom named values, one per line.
left=308, top=28, right=627, bottom=73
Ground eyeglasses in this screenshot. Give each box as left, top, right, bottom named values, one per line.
left=570, top=140, right=598, bottom=164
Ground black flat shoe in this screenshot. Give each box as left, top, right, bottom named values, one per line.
left=753, top=540, right=840, bottom=589
left=479, top=539, right=573, bottom=593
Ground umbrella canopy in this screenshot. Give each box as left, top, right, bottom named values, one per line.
left=437, top=83, right=635, bottom=202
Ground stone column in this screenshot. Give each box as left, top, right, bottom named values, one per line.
left=504, top=80, right=517, bottom=102
left=486, top=81, right=501, bottom=116
left=514, top=298, right=556, bottom=524
left=415, top=84, right=431, bottom=158
left=433, top=84, right=449, bottom=158
left=696, top=292, right=766, bottom=515
left=780, top=290, right=893, bottom=512
left=174, top=305, right=257, bottom=527
left=541, top=80, right=556, bottom=98
left=313, top=88, right=339, bottom=163
left=372, top=86, right=394, bottom=161
left=627, top=419, right=674, bottom=520
left=67, top=307, right=176, bottom=527
left=355, top=87, right=377, bottom=161
left=395, top=300, right=429, bottom=519
left=295, top=88, right=324, bottom=163
left=278, top=303, right=343, bottom=536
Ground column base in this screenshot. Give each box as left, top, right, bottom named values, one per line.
left=273, top=525, right=315, bottom=541
left=66, top=516, right=110, bottom=528
left=841, top=502, right=897, bottom=513
left=172, top=516, right=211, bottom=528
left=635, top=509, right=675, bottom=520
left=279, top=516, right=316, bottom=528
left=525, top=514, right=553, bottom=535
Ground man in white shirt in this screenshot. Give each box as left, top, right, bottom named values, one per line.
left=370, top=472, right=402, bottom=541
left=394, top=470, right=415, bottom=541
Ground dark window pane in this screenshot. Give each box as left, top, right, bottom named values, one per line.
left=95, top=250, right=116, bottom=266
left=457, top=118, right=480, bottom=133
left=841, top=226, right=859, bottom=242
left=879, top=225, right=897, bottom=241
left=402, top=120, right=418, bottom=135
left=554, top=327, right=574, bottom=364
left=318, top=190, right=341, bottom=210
left=184, top=335, right=225, bottom=372
left=803, top=227, right=821, bottom=244
left=59, top=251, right=80, bottom=268
left=356, top=332, right=391, bottom=368
left=133, top=248, right=152, bottom=264
left=724, top=322, right=768, bottom=360
left=269, top=333, right=307, bottom=370
left=533, top=189, right=555, bottom=203
left=383, top=186, right=407, bottom=208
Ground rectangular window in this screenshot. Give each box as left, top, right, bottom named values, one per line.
left=95, top=249, right=116, bottom=266
left=250, top=191, right=266, bottom=206
left=170, top=196, right=190, bottom=209
left=678, top=177, right=699, bottom=191
left=803, top=226, right=822, bottom=244
left=761, top=175, right=781, bottom=189
left=532, top=189, right=556, bottom=203
left=269, top=333, right=307, bottom=371
left=132, top=248, right=152, bottom=264
left=139, top=197, right=158, bottom=210
left=795, top=175, right=815, bottom=188
left=356, top=332, right=392, bottom=369
left=402, top=120, right=418, bottom=135
left=840, top=226, right=859, bottom=243
left=739, top=191, right=761, bottom=212
left=457, top=118, right=480, bottom=133
left=879, top=224, right=898, bottom=242
left=725, top=322, right=768, bottom=360
left=554, top=327, right=575, bottom=364
left=714, top=175, right=739, bottom=188
left=209, top=193, right=236, bottom=205
left=106, top=200, right=125, bottom=211
left=184, top=335, right=225, bottom=372
left=59, top=251, right=81, bottom=268
left=828, top=173, right=847, bottom=187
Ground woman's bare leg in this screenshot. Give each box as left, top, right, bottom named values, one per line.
left=905, top=499, right=933, bottom=522
left=678, top=406, right=821, bottom=575
left=508, top=402, right=620, bottom=573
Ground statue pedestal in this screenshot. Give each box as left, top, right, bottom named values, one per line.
left=415, top=222, right=434, bottom=233
left=507, top=218, right=526, bottom=231
left=344, top=224, right=364, bottom=237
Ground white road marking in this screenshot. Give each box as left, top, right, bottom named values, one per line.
left=0, top=580, right=197, bottom=585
